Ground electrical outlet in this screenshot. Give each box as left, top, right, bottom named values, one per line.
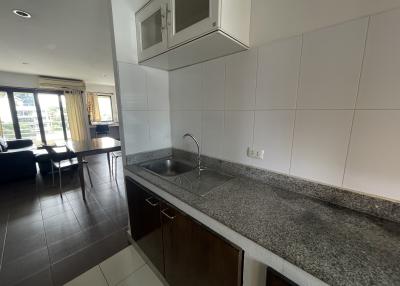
left=247, top=147, right=264, bottom=160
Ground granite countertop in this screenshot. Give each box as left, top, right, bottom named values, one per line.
left=125, top=163, right=400, bottom=286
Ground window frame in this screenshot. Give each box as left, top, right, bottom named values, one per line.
left=97, top=94, right=114, bottom=122
left=0, top=86, right=71, bottom=145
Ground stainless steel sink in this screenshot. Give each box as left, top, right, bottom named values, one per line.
left=141, top=159, right=194, bottom=177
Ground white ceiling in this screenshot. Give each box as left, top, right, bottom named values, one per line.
left=0, top=0, right=115, bottom=85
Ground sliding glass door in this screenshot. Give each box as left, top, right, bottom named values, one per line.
left=0, top=88, right=71, bottom=145
left=38, top=93, right=67, bottom=144
left=0, top=91, right=16, bottom=140
left=13, top=92, right=42, bottom=145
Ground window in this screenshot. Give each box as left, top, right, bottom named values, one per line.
left=97, top=95, right=113, bottom=122
left=38, top=93, right=66, bottom=144
left=0, top=87, right=72, bottom=145
left=0, top=91, right=15, bottom=140
left=14, top=92, right=42, bottom=145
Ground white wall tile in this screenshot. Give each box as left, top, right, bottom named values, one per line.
left=170, top=64, right=203, bottom=110
left=290, top=110, right=353, bottom=186
left=149, top=111, right=171, bottom=150
left=357, top=9, right=400, bottom=109
left=343, top=110, right=400, bottom=201
left=122, top=111, right=150, bottom=155
left=202, top=58, right=225, bottom=110
left=118, top=63, right=147, bottom=110
left=297, top=18, right=368, bottom=109
left=201, top=111, right=224, bottom=159
left=225, top=50, right=257, bottom=110
left=223, top=111, right=254, bottom=164
left=171, top=111, right=202, bottom=153
left=256, top=36, right=301, bottom=109
left=145, top=67, right=169, bottom=110
left=253, top=111, right=295, bottom=174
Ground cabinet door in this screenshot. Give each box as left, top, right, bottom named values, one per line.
left=125, top=178, right=164, bottom=275
left=136, top=0, right=168, bottom=61
left=167, top=0, right=219, bottom=47
left=161, top=203, right=243, bottom=286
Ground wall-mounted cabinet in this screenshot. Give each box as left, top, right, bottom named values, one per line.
left=136, top=0, right=251, bottom=70
left=126, top=177, right=244, bottom=286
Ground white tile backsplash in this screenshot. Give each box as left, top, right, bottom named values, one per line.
left=146, top=67, right=170, bottom=110
left=290, top=110, right=353, bottom=186
left=117, top=62, right=171, bottom=156
left=166, top=8, right=400, bottom=201
left=171, top=110, right=202, bottom=153
left=148, top=111, right=171, bottom=150
left=256, top=36, right=301, bottom=109
left=223, top=111, right=254, bottom=164
left=225, top=49, right=257, bottom=110
left=118, top=62, right=147, bottom=110
left=343, top=110, right=400, bottom=201
left=122, top=111, right=150, bottom=155
left=253, top=111, right=295, bottom=174
left=202, top=58, right=226, bottom=110
left=170, top=64, right=203, bottom=110
left=357, top=9, right=400, bottom=109
left=298, top=17, right=368, bottom=109
left=201, top=111, right=224, bottom=159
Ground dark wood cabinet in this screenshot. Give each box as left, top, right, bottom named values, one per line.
left=266, top=268, right=298, bottom=286
left=162, top=202, right=243, bottom=286
left=125, top=177, right=164, bottom=275
left=126, top=177, right=243, bottom=286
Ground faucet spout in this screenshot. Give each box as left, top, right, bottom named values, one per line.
left=183, top=133, right=201, bottom=175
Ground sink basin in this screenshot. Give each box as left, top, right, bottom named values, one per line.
left=141, top=159, right=194, bottom=177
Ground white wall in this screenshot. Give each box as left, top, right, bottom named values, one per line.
left=110, top=0, right=171, bottom=156
left=251, top=0, right=400, bottom=46
left=170, top=8, right=400, bottom=203
left=0, top=71, right=39, bottom=88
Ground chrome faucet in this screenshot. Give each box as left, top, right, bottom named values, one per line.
left=183, top=133, right=202, bottom=176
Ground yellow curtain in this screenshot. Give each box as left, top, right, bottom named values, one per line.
left=64, top=90, right=89, bottom=142
left=87, top=92, right=101, bottom=123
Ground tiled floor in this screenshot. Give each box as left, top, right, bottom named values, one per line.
left=65, top=246, right=164, bottom=286
left=0, top=154, right=130, bottom=286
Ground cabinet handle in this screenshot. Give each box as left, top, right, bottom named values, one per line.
left=161, top=208, right=175, bottom=220
left=145, top=197, right=159, bottom=207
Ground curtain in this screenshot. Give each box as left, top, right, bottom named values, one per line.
left=64, top=90, right=89, bottom=142
left=87, top=92, right=101, bottom=123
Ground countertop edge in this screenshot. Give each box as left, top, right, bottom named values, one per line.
left=124, top=168, right=329, bottom=286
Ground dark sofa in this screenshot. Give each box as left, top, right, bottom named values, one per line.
left=0, top=139, right=37, bottom=183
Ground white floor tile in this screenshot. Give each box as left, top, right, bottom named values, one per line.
left=64, top=266, right=108, bottom=286
left=118, top=265, right=164, bottom=286
left=100, top=246, right=145, bottom=286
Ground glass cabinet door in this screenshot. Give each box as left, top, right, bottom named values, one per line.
left=136, top=0, right=168, bottom=61
left=168, top=0, right=219, bottom=47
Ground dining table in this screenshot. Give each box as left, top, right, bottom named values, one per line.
left=66, top=137, right=121, bottom=199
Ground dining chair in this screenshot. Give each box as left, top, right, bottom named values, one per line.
left=111, top=150, right=122, bottom=180
left=95, top=124, right=110, bottom=138
left=44, top=145, right=93, bottom=195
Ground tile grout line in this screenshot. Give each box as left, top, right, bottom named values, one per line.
left=38, top=193, right=56, bottom=286
left=341, top=15, right=371, bottom=187
left=98, top=264, right=110, bottom=286
left=289, top=33, right=304, bottom=175
left=0, top=212, right=10, bottom=272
